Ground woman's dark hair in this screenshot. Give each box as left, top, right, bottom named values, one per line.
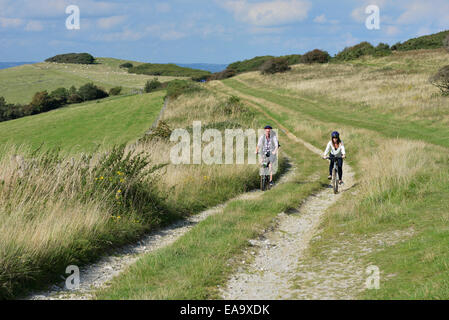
left=332, top=136, right=341, bottom=145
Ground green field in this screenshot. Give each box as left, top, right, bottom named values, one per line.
left=0, top=57, right=182, bottom=104
left=0, top=91, right=165, bottom=153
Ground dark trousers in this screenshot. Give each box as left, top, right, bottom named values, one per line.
left=329, top=155, right=343, bottom=180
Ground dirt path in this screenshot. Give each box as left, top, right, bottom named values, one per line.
left=212, top=80, right=358, bottom=299
left=220, top=166, right=355, bottom=299
left=27, top=160, right=296, bottom=300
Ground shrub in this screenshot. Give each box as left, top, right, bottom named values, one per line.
left=444, top=35, right=449, bottom=52
left=109, top=86, right=122, bottom=96
left=394, top=30, right=449, bottom=51
left=335, top=42, right=391, bottom=61
left=429, top=65, right=449, bottom=95
left=227, top=56, right=274, bottom=73
left=144, top=78, right=162, bottom=93
left=208, top=68, right=237, bottom=81
left=128, top=63, right=210, bottom=78
left=260, top=57, right=291, bottom=74
left=30, top=91, right=60, bottom=112
left=45, top=53, right=95, bottom=64
left=300, top=49, right=330, bottom=64
left=67, top=93, right=83, bottom=104
left=165, top=80, right=201, bottom=99
left=283, top=54, right=302, bottom=65
left=141, top=121, right=173, bottom=142
left=78, top=83, right=109, bottom=101
left=50, top=87, right=69, bottom=105
left=120, top=62, right=133, bottom=68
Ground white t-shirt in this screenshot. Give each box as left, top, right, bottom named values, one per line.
left=323, top=141, right=346, bottom=158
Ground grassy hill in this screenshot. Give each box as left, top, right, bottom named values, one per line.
left=0, top=91, right=165, bottom=153
left=0, top=57, right=181, bottom=104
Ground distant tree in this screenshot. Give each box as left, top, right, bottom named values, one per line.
left=300, top=49, right=331, bottom=64
left=429, top=65, right=449, bottom=95
left=144, top=78, right=162, bottom=93
left=109, top=86, right=122, bottom=96
left=45, top=53, right=95, bottom=64
left=69, top=85, right=78, bottom=95
left=208, top=69, right=237, bottom=81
left=67, top=93, right=83, bottom=104
left=260, top=57, right=291, bottom=75
left=50, top=87, right=69, bottom=105
left=120, top=62, right=133, bottom=68
left=78, top=83, right=109, bottom=101
left=30, top=91, right=60, bottom=112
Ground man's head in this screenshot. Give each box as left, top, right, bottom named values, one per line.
left=264, top=125, right=272, bottom=136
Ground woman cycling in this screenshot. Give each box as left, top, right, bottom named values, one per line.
left=322, top=131, right=346, bottom=185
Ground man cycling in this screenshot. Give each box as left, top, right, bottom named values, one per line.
left=256, top=125, right=279, bottom=187
left=322, top=131, right=346, bottom=185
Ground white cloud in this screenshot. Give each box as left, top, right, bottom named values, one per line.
left=0, top=0, right=118, bottom=19
left=313, top=14, right=326, bottom=24
left=0, top=17, right=23, bottom=28
left=25, top=20, right=43, bottom=31
left=351, top=0, right=387, bottom=23
left=97, top=16, right=127, bottom=30
left=219, top=0, right=311, bottom=26
left=396, top=0, right=449, bottom=28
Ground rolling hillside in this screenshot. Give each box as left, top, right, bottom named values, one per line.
left=0, top=91, right=165, bottom=153
left=0, top=57, right=182, bottom=104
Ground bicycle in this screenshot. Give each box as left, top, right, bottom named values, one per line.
left=260, top=151, right=272, bottom=191
left=323, top=156, right=343, bottom=194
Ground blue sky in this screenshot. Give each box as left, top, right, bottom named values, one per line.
left=0, top=0, right=448, bottom=63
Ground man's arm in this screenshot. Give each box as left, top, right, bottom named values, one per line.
left=272, top=135, right=279, bottom=155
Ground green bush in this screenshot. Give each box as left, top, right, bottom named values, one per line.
left=429, top=65, right=449, bottom=95
left=283, top=54, right=302, bottom=65
left=300, top=49, right=330, bottom=64
left=78, top=83, right=109, bottom=101
left=128, top=63, right=210, bottom=78
left=120, top=62, right=133, bottom=68
left=227, top=56, right=274, bottom=73
left=208, top=68, right=237, bottom=81
left=394, top=30, right=449, bottom=51
left=334, top=42, right=391, bottom=61
left=166, top=80, right=202, bottom=99
left=144, top=78, right=162, bottom=93
left=45, top=53, right=95, bottom=64
left=444, top=35, right=449, bottom=52
left=109, top=86, right=122, bottom=96
left=49, top=87, right=69, bottom=105
left=260, top=57, right=291, bottom=74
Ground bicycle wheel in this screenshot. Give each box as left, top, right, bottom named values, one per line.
left=260, top=175, right=266, bottom=191
left=333, top=167, right=338, bottom=194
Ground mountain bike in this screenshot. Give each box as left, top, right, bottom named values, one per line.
left=324, top=156, right=341, bottom=194
left=260, top=151, right=272, bottom=191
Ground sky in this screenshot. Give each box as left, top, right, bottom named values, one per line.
left=0, top=0, right=448, bottom=64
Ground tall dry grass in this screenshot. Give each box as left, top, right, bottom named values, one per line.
left=0, top=87, right=263, bottom=298
left=237, top=49, right=449, bottom=123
